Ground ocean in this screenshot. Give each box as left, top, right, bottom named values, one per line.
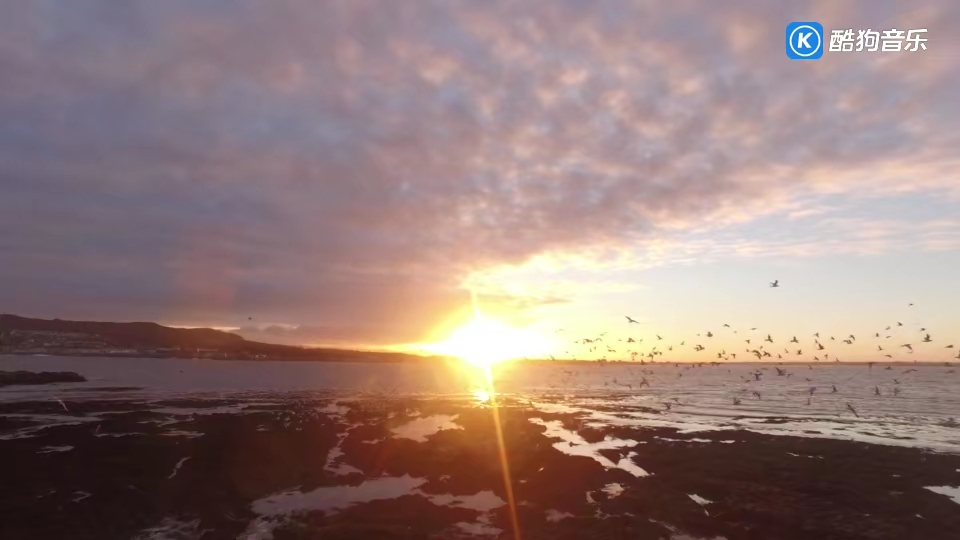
left=2, top=355, right=959, bottom=453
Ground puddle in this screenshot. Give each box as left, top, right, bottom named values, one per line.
left=530, top=418, right=651, bottom=477
left=925, top=485, right=960, bottom=505
left=602, top=483, right=624, bottom=499
left=161, top=430, right=204, bottom=438
left=688, top=493, right=712, bottom=516
left=167, top=457, right=190, bottom=479
left=424, top=490, right=504, bottom=512
left=391, top=414, right=462, bottom=442
left=453, top=514, right=502, bottom=537
left=252, top=475, right=426, bottom=517
left=132, top=516, right=206, bottom=540
left=324, top=445, right=363, bottom=475
left=318, top=403, right=351, bottom=417
left=546, top=509, right=575, bottom=522
left=38, top=445, right=73, bottom=453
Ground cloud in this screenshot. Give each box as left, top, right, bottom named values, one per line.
left=1, top=0, right=959, bottom=344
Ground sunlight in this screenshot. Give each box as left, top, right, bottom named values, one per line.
left=426, top=315, right=552, bottom=368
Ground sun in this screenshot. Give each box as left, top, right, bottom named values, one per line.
left=427, top=316, right=551, bottom=368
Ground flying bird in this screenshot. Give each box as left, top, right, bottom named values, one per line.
left=770, top=280, right=779, bottom=288
left=846, top=403, right=859, bottom=418
left=626, top=316, right=640, bottom=324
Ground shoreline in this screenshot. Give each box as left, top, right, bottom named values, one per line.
left=1, top=351, right=954, bottom=366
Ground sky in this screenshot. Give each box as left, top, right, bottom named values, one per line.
left=1, top=0, right=958, bottom=362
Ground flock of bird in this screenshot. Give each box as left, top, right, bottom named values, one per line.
left=538, top=281, right=956, bottom=419
left=553, top=282, right=956, bottom=364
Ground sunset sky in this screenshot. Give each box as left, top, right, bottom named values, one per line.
left=1, top=1, right=958, bottom=362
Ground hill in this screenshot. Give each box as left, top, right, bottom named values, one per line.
left=0, top=314, right=433, bottom=363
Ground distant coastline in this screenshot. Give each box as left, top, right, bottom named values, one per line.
left=0, top=313, right=441, bottom=364
left=1, top=314, right=953, bottom=366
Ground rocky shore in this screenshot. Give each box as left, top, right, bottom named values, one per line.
left=1, top=395, right=958, bottom=540
left=0, top=370, right=86, bottom=387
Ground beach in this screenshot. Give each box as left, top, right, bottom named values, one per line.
left=1, top=356, right=959, bottom=539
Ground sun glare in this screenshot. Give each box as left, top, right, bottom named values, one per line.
left=427, top=316, right=551, bottom=368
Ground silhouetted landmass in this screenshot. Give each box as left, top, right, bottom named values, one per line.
left=0, top=314, right=436, bottom=363
left=0, top=370, right=86, bottom=386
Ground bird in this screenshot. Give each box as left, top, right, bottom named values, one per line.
left=831, top=384, right=838, bottom=393
left=770, top=280, right=780, bottom=288
left=626, top=316, right=640, bottom=324
left=901, top=344, right=914, bottom=352
left=946, top=345, right=954, bottom=349
left=752, top=391, right=762, bottom=400
left=846, top=403, right=860, bottom=418
left=765, top=334, right=773, bottom=343
left=790, top=336, right=799, bottom=343
left=897, top=321, right=903, bottom=327
left=923, top=334, right=932, bottom=343
left=874, top=385, right=881, bottom=396
left=55, top=398, right=69, bottom=412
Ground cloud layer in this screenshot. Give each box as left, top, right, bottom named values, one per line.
left=1, top=1, right=958, bottom=344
